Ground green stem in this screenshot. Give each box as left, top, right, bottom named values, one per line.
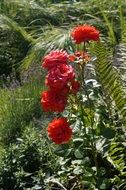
left=81, top=42, right=98, bottom=176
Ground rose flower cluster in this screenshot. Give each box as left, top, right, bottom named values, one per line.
left=41, top=50, right=80, bottom=113
left=40, top=24, right=100, bottom=144
left=41, top=50, right=80, bottom=144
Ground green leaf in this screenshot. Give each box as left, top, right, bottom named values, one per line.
left=55, top=147, right=72, bottom=157
left=74, top=149, right=83, bottom=159
left=73, top=166, right=83, bottom=174
left=73, top=138, right=83, bottom=147
left=71, top=160, right=82, bottom=165
left=102, top=127, right=116, bottom=139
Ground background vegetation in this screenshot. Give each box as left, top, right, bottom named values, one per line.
left=0, top=0, right=126, bottom=189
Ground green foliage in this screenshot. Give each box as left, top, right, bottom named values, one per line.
left=21, top=27, right=72, bottom=70
left=91, top=42, right=126, bottom=126
left=0, top=79, right=125, bottom=189
left=0, top=124, right=58, bottom=190
left=0, top=0, right=126, bottom=189
left=50, top=80, right=126, bottom=189
left=0, top=76, right=43, bottom=145
left=1, top=0, right=125, bottom=75
left=0, top=29, right=29, bottom=76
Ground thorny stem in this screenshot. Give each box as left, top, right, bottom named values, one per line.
left=69, top=94, right=87, bottom=135
left=80, top=42, right=98, bottom=176
left=83, top=77, right=98, bottom=176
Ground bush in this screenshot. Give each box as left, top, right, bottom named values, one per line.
left=0, top=124, right=58, bottom=190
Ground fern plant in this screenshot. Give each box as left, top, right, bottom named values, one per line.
left=106, top=141, right=126, bottom=189
left=90, top=41, right=126, bottom=188
left=91, top=42, right=126, bottom=127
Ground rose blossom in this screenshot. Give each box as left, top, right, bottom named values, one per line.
left=47, top=117, right=72, bottom=144
left=45, top=64, right=75, bottom=90
left=71, top=25, right=100, bottom=44
left=42, top=50, right=68, bottom=70
left=41, top=90, right=68, bottom=112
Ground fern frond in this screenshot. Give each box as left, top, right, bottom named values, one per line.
left=91, top=42, right=126, bottom=125
left=108, top=142, right=126, bottom=171
left=113, top=44, right=126, bottom=89
left=20, top=28, right=72, bottom=70
left=118, top=0, right=126, bottom=43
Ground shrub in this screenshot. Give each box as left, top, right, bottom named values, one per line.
left=0, top=124, right=58, bottom=190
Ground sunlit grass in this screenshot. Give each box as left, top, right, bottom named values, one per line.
left=0, top=75, right=44, bottom=145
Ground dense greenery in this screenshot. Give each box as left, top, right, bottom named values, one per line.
left=0, top=0, right=126, bottom=189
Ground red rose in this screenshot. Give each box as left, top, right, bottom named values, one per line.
left=71, top=25, right=100, bottom=44
left=41, top=90, right=68, bottom=112
left=47, top=117, right=72, bottom=144
left=71, top=80, right=80, bottom=94
left=50, top=85, right=70, bottom=97
left=42, top=50, right=68, bottom=70
left=45, top=64, right=75, bottom=90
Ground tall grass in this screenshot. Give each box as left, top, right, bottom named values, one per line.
left=0, top=73, right=44, bottom=145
